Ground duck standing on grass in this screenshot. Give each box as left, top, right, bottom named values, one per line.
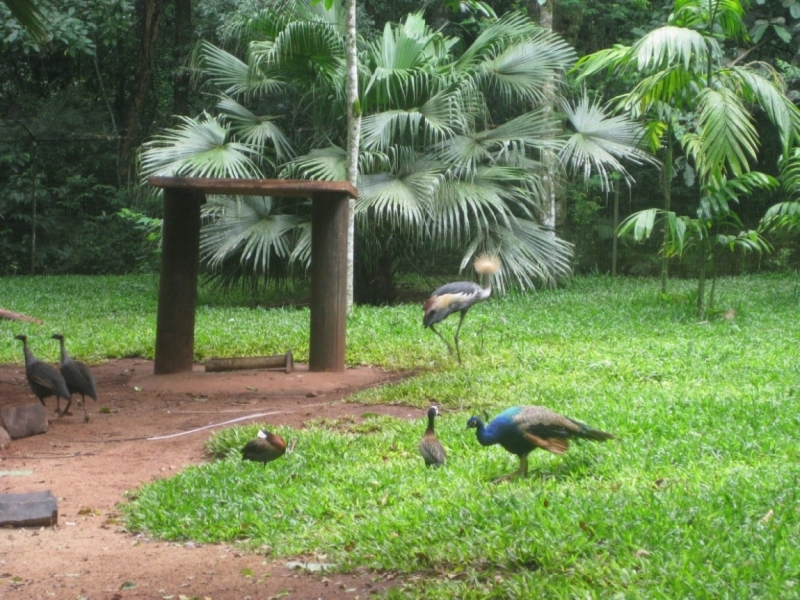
left=418, top=406, right=446, bottom=467
left=467, top=405, right=614, bottom=483
left=242, top=429, right=288, bottom=464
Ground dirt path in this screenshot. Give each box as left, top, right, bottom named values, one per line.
left=0, top=359, right=417, bottom=599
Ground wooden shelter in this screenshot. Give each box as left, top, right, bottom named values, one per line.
left=148, top=177, right=357, bottom=374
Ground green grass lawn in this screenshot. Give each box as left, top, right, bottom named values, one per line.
left=3, top=273, right=800, bottom=597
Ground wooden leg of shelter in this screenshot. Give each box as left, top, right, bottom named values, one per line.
left=309, top=192, right=349, bottom=372
left=154, top=189, right=205, bottom=374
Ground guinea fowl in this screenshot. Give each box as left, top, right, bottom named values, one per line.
left=467, top=406, right=614, bottom=483
left=15, top=334, right=71, bottom=417
left=423, top=254, right=501, bottom=363
left=52, top=333, right=98, bottom=422
left=418, top=406, right=446, bottom=467
left=241, top=429, right=287, bottom=464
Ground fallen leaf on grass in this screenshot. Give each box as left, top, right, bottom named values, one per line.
left=120, top=581, right=136, bottom=589
left=239, top=568, right=254, bottom=577
left=760, top=509, right=774, bottom=523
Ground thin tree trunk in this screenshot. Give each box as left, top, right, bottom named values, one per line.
left=344, top=0, right=361, bottom=313
left=660, top=123, right=674, bottom=295
left=538, top=0, right=559, bottom=237
left=612, top=181, right=619, bottom=276
left=172, top=0, right=192, bottom=117
left=697, top=235, right=707, bottom=318
left=119, top=0, right=163, bottom=182
left=708, top=225, right=719, bottom=313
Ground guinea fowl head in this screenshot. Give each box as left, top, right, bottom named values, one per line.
left=14, top=334, right=27, bottom=343
left=427, top=406, right=439, bottom=419
left=51, top=333, right=64, bottom=341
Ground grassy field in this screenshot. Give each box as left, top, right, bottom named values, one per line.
left=3, top=273, right=800, bottom=597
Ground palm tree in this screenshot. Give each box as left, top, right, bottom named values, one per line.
left=3, top=0, right=48, bottom=42
left=140, top=4, right=654, bottom=301
left=575, top=0, right=800, bottom=301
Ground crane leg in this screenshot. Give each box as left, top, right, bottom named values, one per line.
left=453, top=310, right=468, bottom=364
left=429, top=324, right=454, bottom=356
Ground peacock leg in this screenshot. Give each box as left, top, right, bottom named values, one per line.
left=429, top=324, right=455, bottom=355
left=491, top=455, right=528, bottom=484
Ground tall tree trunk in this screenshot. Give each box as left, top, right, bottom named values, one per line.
left=697, top=234, right=707, bottom=318
left=538, top=0, right=561, bottom=239
left=172, top=0, right=192, bottom=117
left=660, top=122, right=674, bottom=294
left=119, top=0, right=163, bottom=182
left=344, top=0, right=361, bottom=312
left=612, top=180, right=619, bottom=276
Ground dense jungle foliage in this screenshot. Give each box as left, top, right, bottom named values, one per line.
left=1, top=0, right=799, bottom=294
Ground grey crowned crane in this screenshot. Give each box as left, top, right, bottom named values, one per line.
left=423, top=254, right=501, bottom=363
left=52, top=333, right=98, bottom=422
left=15, top=334, right=71, bottom=417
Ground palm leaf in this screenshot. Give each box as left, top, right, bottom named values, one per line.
left=217, top=96, right=295, bottom=162
left=560, top=95, right=658, bottom=191
left=686, top=87, right=759, bottom=178
left=139, top=114, right=264, bottom=180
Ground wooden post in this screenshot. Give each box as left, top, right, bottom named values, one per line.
left=154, top=188, right=204, bottom=374
left=309, top=191, right=349, bottom=371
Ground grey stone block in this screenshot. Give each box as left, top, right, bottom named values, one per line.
left=0, top=403, right=48, bottom=439
left=0, top=491, right=58, bottom=528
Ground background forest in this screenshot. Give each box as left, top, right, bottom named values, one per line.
left=1, top=0, right=799, bottom=297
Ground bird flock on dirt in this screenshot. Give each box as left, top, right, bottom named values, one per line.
left=15, top=333, right=97, bottom=423
left=13, top=252, right=614, bottom=481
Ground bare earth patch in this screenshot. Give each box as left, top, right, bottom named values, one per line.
left=0, top=359, right=419, bottom=599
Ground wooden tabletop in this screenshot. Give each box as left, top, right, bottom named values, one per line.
left=148, top=177, right=358, bottom=199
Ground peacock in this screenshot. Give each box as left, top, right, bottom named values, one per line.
left=241, top=429, right=287, bottom=465
left=15, top=334, right=71, bottom=417
left=466, top=405, right=614, bottom=483
left=418, top=406, right=446, bottom=467
left=52, top=333, right=98, bottom=422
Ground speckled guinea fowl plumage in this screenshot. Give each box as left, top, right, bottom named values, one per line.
left=467, top=406, right=614, bottom=482
left=241, top=429, right=287, bottom=465
left=15, top=334, right=71, bottom=417
left=418, top=406, right=446, bottom=467
left=52, top=333, right=97, bottom=422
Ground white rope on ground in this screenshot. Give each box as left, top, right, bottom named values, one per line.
left=147, top=411, right=283, bottom=441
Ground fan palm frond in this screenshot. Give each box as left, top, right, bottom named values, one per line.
left=217, top=96, right=295, bottom=162
left=139, top=114, right=264, bottom=180
left=281, top=146, right=348, bottom=181
left=200, top=195, right=305, bottom=273
left=560, top=95, right=658, bottom=191
left=462, top=218, right=573, bottom=292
